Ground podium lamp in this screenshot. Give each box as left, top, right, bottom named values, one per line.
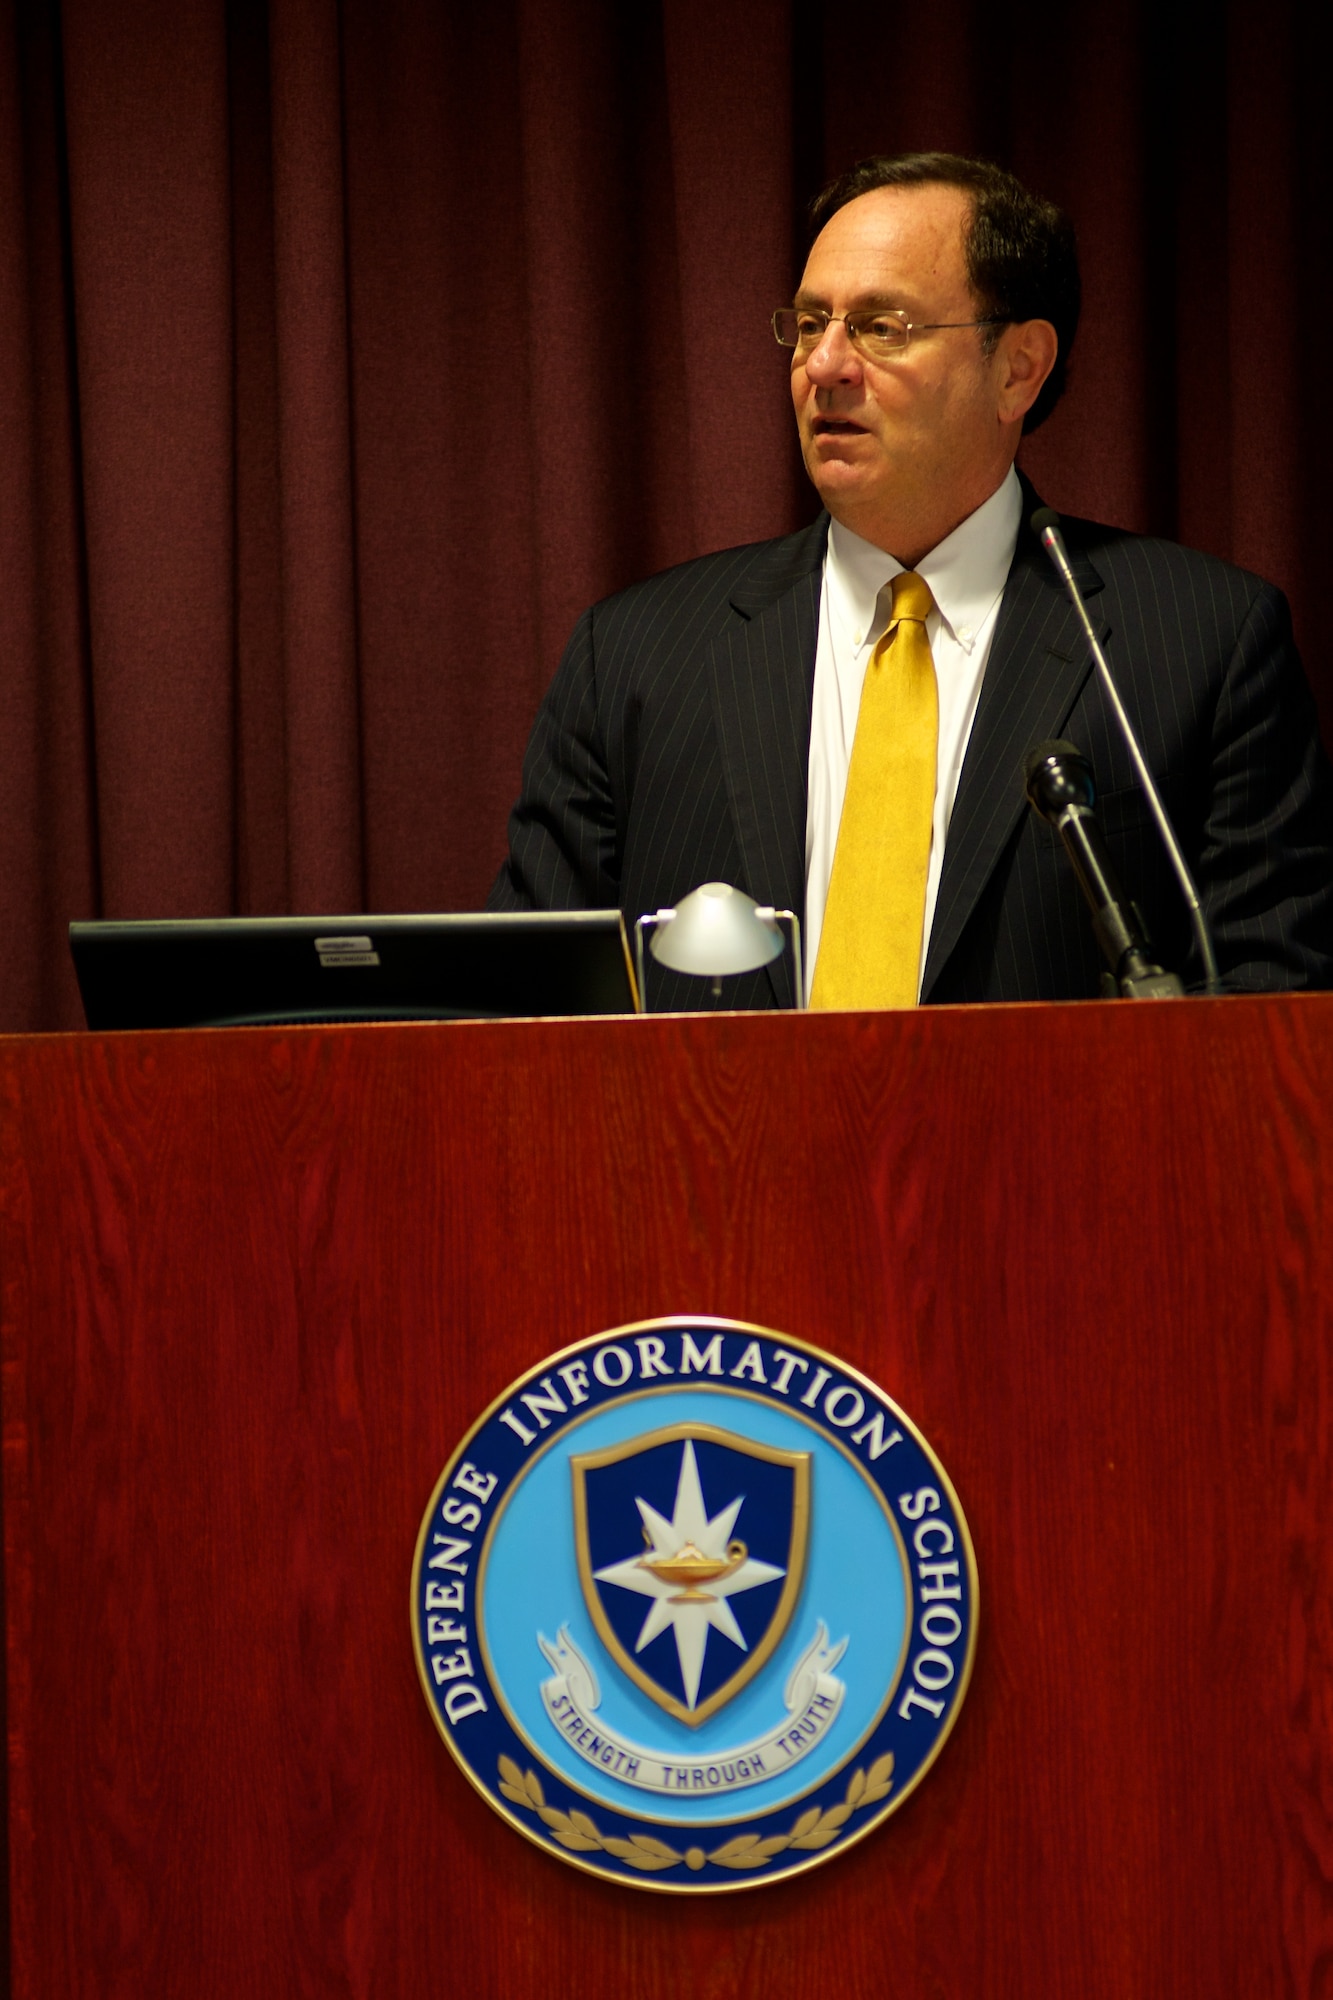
left=635, top=881, right=803, bottom=1011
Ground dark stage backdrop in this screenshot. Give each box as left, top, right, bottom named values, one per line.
left=1, top=0, right=1329, bottom=1032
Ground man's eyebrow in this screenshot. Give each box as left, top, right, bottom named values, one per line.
left=790, top=289, right=907, bottom=312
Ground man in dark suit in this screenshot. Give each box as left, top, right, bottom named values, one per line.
left=490, top=154, right=1333, bottom=1007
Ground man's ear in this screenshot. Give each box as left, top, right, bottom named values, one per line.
left=997, top=319, right=1058, bottom=426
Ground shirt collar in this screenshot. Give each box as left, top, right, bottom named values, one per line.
left=824, top=464, right=1023, bottom=654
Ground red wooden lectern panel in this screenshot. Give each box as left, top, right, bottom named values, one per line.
left=1, top=997, right=1331, bottom=1997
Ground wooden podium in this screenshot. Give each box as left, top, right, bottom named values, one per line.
left=2, top=997, right=1331, bottom=1996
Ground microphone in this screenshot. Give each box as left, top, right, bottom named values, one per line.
left=1030, top=507, right=1222, bottom=995
left=1024, top=740, right=1184, bottom=998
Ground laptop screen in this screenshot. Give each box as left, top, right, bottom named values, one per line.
left=70, top=911, right=640, bottom=1030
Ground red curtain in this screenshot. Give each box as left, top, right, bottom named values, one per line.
left=1, top=0, right=1329, bottom=1032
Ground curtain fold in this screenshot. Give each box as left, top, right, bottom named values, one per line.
left=269, top=0, right=362, bottom=910
left=62, top=0, right=236, bottom=917
left=1, top=0, right=1328, bottom=1031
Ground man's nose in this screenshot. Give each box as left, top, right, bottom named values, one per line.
left=804, top=319, right=861, bottom=385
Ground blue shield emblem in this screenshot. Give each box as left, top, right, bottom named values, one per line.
left=571, top=1422, right=810, bottom=1726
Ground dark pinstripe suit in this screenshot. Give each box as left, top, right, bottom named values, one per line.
left=489, top=505, right=1333, bottom=1006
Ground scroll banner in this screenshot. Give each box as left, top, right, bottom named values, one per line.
left=539, top=1623, right=847, bottom=1796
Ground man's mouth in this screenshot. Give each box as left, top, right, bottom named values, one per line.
left=812, top=418, right=867, bottom=436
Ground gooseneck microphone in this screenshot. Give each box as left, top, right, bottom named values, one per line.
left=1030, top=507, right=1222, bottom=995
left=1025, top=741, right=1184, bottom=998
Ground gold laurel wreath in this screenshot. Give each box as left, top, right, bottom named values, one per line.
left=496, top=1752, right=894, bottom=1874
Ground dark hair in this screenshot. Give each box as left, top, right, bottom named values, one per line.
left=809, top=152, right=1080, bottom=433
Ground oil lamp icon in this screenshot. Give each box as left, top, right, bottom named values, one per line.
left=637, top=1537, right=749, bottom=1603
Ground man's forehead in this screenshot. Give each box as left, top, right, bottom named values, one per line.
left=798, top=183, right=974, bottom=305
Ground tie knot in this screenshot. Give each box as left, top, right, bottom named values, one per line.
left=890, top=570, right=934, bottom=626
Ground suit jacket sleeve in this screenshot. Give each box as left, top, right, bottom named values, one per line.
left=488, top=607, right=619, bottom=912
left=1197, top=578, right=1333, bottom=989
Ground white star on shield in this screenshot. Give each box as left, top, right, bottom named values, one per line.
left=592, top=1439, right=785, bottom=1710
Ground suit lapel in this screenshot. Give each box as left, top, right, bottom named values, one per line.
left=708, top=517, right=827, bottom=1009
left=920, top=527, right=1106, bottom=998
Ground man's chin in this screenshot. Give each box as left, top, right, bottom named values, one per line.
left=804, top=454, right=880, bottom=508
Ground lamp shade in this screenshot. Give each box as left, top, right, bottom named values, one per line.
left=647, top=882, right=785, bottom=976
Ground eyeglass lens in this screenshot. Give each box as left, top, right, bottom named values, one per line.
left=772, top=309, right=911, bottom=356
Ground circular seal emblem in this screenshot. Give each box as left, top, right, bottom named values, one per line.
left=411, top=1318, right=977, bottom=1892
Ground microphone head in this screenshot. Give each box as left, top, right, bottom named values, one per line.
left=1029, top=506, right=1061, bottom=541
left=1024, top=739, right=1096, bottom=822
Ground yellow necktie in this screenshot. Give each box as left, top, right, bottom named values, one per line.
left=810, top=570, right=938, bottom=1010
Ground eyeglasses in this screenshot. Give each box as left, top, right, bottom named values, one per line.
left=771, top=306, right=1007, bottom=359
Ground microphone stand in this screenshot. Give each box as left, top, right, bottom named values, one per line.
left=1031, top=508, right=1223, bottom=996
left=1025, top=741, right=1184, bottom=998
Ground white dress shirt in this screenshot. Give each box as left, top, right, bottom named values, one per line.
left=804, top=466, right=1023, bottom=1002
